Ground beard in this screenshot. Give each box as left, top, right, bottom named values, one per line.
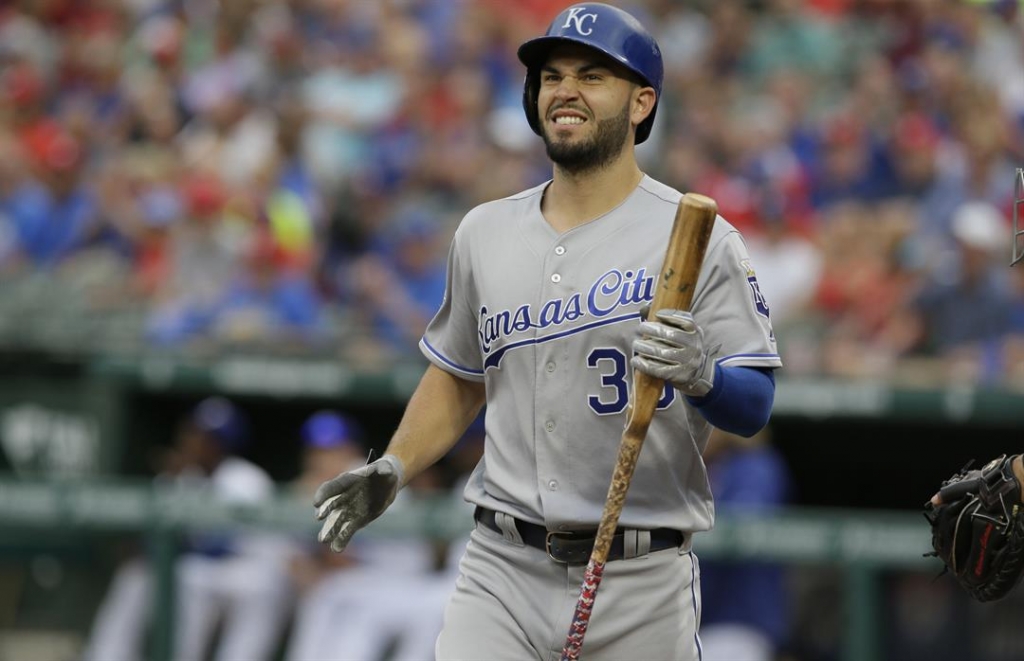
left=542, top=102, right=631, bottom=175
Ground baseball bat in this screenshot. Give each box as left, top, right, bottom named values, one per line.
left=560, top=192, right=718, bottom=661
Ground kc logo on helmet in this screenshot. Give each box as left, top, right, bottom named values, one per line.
left=562, top=7, right=598, bottom=35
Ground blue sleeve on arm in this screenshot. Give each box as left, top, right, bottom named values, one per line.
left=686, top=365, right=776, bottom=437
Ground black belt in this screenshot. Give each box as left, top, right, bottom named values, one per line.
left=474, top=507, right=686, bottom=565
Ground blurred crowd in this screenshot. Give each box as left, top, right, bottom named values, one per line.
left=0, top=0, right=1023, bottom=384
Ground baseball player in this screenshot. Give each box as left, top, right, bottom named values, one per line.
left=84, top=397, right=294, bottom=661
left=315, top=4, right=781, bottom=659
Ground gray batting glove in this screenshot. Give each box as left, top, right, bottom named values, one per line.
left=632, top=309, right=719, bottom=397
left=313, top=454, right=404, bottom=553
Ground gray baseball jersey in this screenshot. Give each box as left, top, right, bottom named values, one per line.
left=421, top=175, right=781, bottom=534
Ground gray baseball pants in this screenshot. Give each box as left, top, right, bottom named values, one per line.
left=436, top=518, right=702, bottom=661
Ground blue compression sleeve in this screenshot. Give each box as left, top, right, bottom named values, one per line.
left=686, top=365, right=775, bottom=437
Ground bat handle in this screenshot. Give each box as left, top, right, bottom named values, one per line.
left=560, top=559, right=606, bottom=661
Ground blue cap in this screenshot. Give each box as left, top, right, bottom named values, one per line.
left=191, top=397, right=248, bottom=452
left=302, top=411, right=361, bottom=449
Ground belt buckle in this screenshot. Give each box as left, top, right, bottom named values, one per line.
left=545, top=531, right=596, bottom=564
left=545, top=531, right=564, bottom=563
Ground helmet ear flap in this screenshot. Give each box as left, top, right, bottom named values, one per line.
left=522, top=71, right=542, bottom=137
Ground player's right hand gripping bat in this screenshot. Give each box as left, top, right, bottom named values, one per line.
left=560, top=192, right=718, bottom=661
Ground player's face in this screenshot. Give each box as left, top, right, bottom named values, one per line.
left=537, top=46, right=642, bottom=173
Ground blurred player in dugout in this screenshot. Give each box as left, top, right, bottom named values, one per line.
left=699, top=427, right=793, bottom=661
left=83, top=397, right=293, bottom=661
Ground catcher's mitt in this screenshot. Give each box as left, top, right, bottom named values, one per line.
left=924, top=454, right=1024, bottom=602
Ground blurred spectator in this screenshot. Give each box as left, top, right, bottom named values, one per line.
left=882, top=110, right=967, bottom=266
left=704, top=1, right=755, bottom=79
left=0, top=129, right=29, bottom=269
left=742, top=190, right=823, bottom=328
left=205, top=234, right=326, bottom=348
left=806, top=112, right=890, bottom=211
left=347, top=208, right=448, bottom=358
left=3, top=127, right=100, bottom=268
left=143, top=172, right=240, bottom=345
left=84, top=397, right=293, bottom=661
left=264, top=96, right=322, bottom=264
left=300, top=23, right=404, bottom=190
left=176, top=15, right=271, bottom=184
left=895, top=200, right=1014, bottom=383
left=810, top=201, right=923, bottom=378
left=744, top=0, right=843, bottom=88
left=146, top=226, right=327, bottom=349
left=949, top=86, right=1017, bottom=210
left=699, top=426, right=793, bottom=661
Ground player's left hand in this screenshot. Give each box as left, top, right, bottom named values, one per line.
left=632, top=309, right=718, bottom=397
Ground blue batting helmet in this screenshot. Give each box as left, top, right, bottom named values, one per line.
left=517, top=3, right=663, bottom=144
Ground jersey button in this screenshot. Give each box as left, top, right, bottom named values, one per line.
left=545, top=361, right=556, bottom=373
left=545, top=420, right=555, bottom=432
left=554, top=245, right=566, bottom=255
left=551, top=274, right=561, bottom=283
left=547, top=480, right=559, bottom=490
